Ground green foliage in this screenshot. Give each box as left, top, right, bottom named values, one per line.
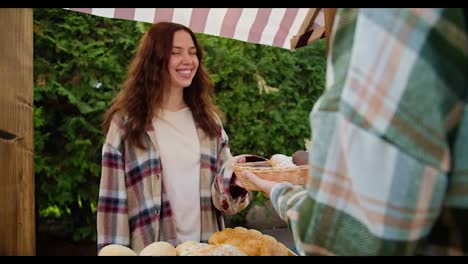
left=197, top=34, right=325, bottom=158
left=33, top=8, right=149, bottom=241
left=33, top=8, right=325, bottom=242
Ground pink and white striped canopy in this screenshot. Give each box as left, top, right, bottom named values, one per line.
left=64, top=8, right=325, bottom=50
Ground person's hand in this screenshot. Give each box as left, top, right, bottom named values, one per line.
left=230, top=157, right=246, bottom=188
left=229, top=157, right=248, bottom=198
left=241, top=171, right=279, bottom=197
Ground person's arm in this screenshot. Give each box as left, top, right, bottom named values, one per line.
left=96, top=137, right=130, bottom=253
left=241, top=173, right=309, bottom=253
left=211, top=128, right=253, bottom=215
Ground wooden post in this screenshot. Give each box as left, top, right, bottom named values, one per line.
left=0, top=8, right=35, bottom=256
left=324, top=8, right=337, bottom=57
left=290, top=8, right=325, bottom=50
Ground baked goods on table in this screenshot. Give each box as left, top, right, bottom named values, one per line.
left=98, top=244, right=137, bottom=256
left=175, top=240, right=201, bottom=256
left=209, top=227, right=290, bottom=256
left=179, top=243, right=247, bottom=256
left=139, top=241, right=177, bottom=256
left=98, top=240, right=247, bottom=256
left=98, top=227, right=294, bottom=256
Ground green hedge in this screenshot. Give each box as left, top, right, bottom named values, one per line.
left=33, top=8, right=326, bottom=241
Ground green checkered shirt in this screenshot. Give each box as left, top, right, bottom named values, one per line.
left=271, top=8, right=467, bottom=256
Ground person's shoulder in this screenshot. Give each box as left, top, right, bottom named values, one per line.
left=105, top=113, right=127, bottom=146
left=109, top=112, right=127, bottom=129
left=212, top=112, right=223, bottom=127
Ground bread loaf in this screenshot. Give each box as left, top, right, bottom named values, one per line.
left=209, top=227, right=290, bottom=256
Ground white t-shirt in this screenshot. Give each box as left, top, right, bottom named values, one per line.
left=152, top=107, right=201, bottom=243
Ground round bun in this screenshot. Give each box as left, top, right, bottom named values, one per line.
left=178, top=243, right=212, bottom=256
left=176, top=240, right=199, bottom=256
left=292, top=150, right=308, bottom=166
left=98, top=244, right=137, bottom=256
left=190, top=244, right=247, bottom=256
left=139, top=241, right=177, bottom=256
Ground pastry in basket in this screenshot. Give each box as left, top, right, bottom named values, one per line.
left=292, top=150, right=308, bottom=166
left=208, top=227, right=290, bottom=256
left=269, top=154, right=296, bottom=168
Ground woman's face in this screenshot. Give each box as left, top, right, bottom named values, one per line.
left=168, top=30, right=199, bottom=90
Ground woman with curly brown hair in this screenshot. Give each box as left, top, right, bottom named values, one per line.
left=97, top=22, right=252, bottom=254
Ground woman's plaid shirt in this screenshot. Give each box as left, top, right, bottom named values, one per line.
left=97, top=114, right=252, bottom=253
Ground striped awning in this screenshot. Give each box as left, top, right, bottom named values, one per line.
left=64, top=8, right=328, bottom=50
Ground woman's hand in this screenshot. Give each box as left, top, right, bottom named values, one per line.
left=229, top=157, right=247, bottom=197
left=231, top=157, right=246, bottom=188
left=241, top=171, right=279, bottom=198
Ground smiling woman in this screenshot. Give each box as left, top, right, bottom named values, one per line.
left=97, top=22, right=255, bottom=254
left=168, top=31, right=199, bottom=93
left=32, top=8, right=326, bottom=255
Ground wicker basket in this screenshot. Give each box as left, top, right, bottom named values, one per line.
left=233, top=161, right=309, bottom=191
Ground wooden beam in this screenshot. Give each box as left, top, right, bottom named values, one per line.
left=0, top=8, right=35, bottom=256
left=324, top=8, right=337, bottom=57
left=297, top=8, right=321, bottom=38
left=290, top=8, right=323, bottom=50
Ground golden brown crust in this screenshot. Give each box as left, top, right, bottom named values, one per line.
left=208, top=227, right=290, bottom=256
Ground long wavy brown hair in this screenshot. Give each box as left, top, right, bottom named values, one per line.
left=102, top=22, right=223, bottom=150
